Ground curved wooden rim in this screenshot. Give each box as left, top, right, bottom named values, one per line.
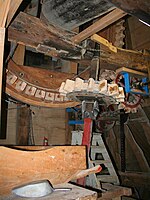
left=5, top=59, right=79, bottom=108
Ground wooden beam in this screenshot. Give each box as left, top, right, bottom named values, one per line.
left=8, top=11, right=150, bottom=72
left=125, top=125, right=150, bottom=172
left=13, top=44, right=25, bottom=65
left=91, top=34, right=150, bottom=72
left=0, top=0, right=11, bottom=27
left=12, top=43, right=27, bottom=145
left=116, top=67, right=148, bottom=77
left=0, top=0, right=10, bottom=137
left=128, top=122, right=150, bottom=165
left=8, top=12, right=80, bottom=59
left=6, top=0, right=23, bottom=27
left=71, top=8, right=127, bottom=44
left=119, top=171, right=150, bottom=188
left=0, top=28, right=5, bottom=133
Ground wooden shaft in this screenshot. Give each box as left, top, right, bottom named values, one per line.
left=0, top=0, right=11, bottom=27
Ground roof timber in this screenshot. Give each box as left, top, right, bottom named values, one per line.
left=71, top=8, right=127, bottom=44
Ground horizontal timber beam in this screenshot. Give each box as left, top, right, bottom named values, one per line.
left=91, top=34, right=150, bottom=72
left=8, top=12, right=80, bottom=59
left=119, top=171, right=150, bottom=188
left=71, top=8, right=127, bottom=44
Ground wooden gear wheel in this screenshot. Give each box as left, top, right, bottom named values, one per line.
left=6, top=59, right=79, bottom=108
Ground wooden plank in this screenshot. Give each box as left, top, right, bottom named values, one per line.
left=0, top=0, right=11, bottom=138
left=71, top=8, right=126, bottom=44
left=1, top=183, right=97, bottom=200
left=91, top=34, right=117, bottom=52
left=6, top=0, right=23, bottom=27
left=0, top=0, right=11, bottom=27
left=116, top=67, right=148, bottom=77
left=0, top=146, right=86, bottom=195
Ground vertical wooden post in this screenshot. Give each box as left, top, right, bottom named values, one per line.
left=0, top=0, right=11, bottom=137
left=13, top=44, right=25, bottom=65
left=0, top=28, right=5, bottom=137
left=12, top=44, right=29, bottom=145
left=16, top=105, right=30, bottom=145
left=6, top=0, right=23, bottom=27
left=0, top=0, right=24, bottom=138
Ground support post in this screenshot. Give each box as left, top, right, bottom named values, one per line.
left=0, top=28, right=5, bottom=137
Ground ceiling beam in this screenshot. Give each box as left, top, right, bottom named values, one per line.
left=71, top=8, right=127, bottom=44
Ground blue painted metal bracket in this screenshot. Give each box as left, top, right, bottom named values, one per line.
left=66, top=107, right=84, bottom=125
left=121, top=72, right=149, bottom=96
left=68, top=120, right=84, bottom=125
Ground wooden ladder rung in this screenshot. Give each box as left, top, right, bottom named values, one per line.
left=91, top=160, right=111, bottom=165
left=97, top=175, right=119, bottom=183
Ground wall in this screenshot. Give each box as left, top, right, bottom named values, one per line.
left=0, top=105, right=68, bottom=145
left=127, top=16, right=150, bottom=50
left=0, top=104, right=17, bottom=145
left=31, top=106, right=67, bottom=145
